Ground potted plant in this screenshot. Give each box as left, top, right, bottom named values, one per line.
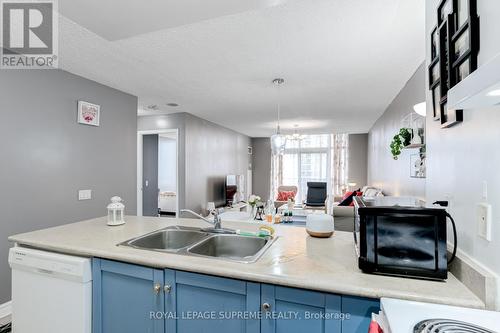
left=390, top=128, right=412, bottom=160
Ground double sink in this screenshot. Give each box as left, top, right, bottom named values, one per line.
left=119, top=226, right=277, bottom=263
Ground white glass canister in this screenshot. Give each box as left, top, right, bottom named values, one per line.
left=107, top=196, right=125, bottom=226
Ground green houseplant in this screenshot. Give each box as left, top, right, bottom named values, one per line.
left=390, top=128, right=412, bottom=160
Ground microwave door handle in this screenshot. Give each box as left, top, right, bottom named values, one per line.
left=446, top=212, right=458, bottom=264
left=353, top=213, right=360, bottom=256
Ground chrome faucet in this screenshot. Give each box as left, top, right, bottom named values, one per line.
left=180, top=208, right=233, bottom=233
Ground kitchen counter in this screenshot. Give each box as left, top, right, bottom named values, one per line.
left=8, top=216, right=484, bottom=309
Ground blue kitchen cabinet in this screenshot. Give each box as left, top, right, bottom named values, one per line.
left=92, top=259, right=165, bottom=333
left=261, top=285, right=342, bottom=333
left=93, top=258, right=379, bottom=333
left=342, top=296, right=380, bottom=333
left=164, top=269, right=261, bottom=333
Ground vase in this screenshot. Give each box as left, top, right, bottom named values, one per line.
left=250, top=205, right=257, bottom=220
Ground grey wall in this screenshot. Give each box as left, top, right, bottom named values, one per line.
left=425, top=0, right=500, bottom=278
left=348, top=134, right=368, bottom=188
left=184, top=114, right=251, bottom=212
left=138, top=113, right=251, bottom=213
left=0, top=70, right=138, bottom=304
left=367, top=63, right=426, bottom=198
left=251, top=138, right=272, bottom=200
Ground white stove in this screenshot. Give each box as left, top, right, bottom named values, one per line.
left=380, top=298, right=500, bottom=333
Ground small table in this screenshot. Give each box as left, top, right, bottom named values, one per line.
left=277, top=205, right=326, bottom=225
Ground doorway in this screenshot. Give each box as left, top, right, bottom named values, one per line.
left=137, top=129, right=179, bottom=217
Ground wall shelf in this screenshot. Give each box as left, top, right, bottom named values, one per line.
left=401, top=112, right=425, bottom=147
left=403, top=143, right=425, bottom=149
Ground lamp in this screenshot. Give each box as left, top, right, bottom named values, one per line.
left=270, top=78, right=287, bottom=155
left=413, top=102, right=427, bottom=117
left=348, top=182, right=357, bottom=191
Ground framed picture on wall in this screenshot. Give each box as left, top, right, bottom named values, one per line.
left=431, top=86, right=441, bottom=121
left=77, top=101, right=100, bottom=126
left=440, top=102, right=463, bottom=128
left=449, top=0, right=479, bottom=87
left=410, top=153, right=426, bottom=179
left=430, top=0, right=478, bottom=129
left=428, top=58, right=440, bottom=89
left=430, top=26, right=439, bottom=60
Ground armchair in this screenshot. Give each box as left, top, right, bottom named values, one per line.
left=305, top=182, right=327, bottom=209
left=274, top=185, right=298, bottom=209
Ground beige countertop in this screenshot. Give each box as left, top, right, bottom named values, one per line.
left=9, top=216, right=484, bottom=309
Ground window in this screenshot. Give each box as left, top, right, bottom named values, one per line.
left=273, top=134, right=349, bottom=203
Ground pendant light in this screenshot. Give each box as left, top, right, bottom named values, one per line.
left=270, top=78, right=287, bottom=155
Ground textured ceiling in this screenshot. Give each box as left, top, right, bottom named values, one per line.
left=58, top=0, right=425, bottom=137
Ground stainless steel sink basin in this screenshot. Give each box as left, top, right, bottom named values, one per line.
left=187, top=234, right=272, bottom=262
left=120, top=227, right=209, bottom=251
left=119, top=226, right=276, bottom=263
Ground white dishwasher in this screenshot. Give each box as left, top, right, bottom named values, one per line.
left=8, top=247, right=92, bottom=333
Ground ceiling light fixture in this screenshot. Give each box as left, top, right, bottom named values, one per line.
left=147, top=104, right=159, bottom=110
left=270, top=78, right=287, bottom=155
left=166, top=103, right=179, bottom=107
left=287, top=125, right=306, bottom=141
left=413, top=102, right=427, bottom=117
left=487, top=89, right=500, bottom=97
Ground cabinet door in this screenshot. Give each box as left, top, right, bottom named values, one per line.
left=341, top=296, right=380, bottom=333
left=93, top=259, right=164, bottom=333
left=261, top=285, right=341, bottom=333
left=164, top=270, right=260, bottom=333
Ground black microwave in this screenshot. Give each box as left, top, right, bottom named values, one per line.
left=353, top=196, right=457, bottom=281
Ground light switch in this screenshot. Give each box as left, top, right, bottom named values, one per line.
left=78, top=189, right=92, bottom=201
left=477, top=203, right=492, bottom=241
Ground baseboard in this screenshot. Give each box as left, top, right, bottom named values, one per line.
left=0, top=301, right=11, bottom=325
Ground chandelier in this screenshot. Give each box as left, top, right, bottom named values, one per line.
left=286, top=125, right=306, bottom=141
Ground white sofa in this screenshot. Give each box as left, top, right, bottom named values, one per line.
left=333, top=186, right=384, bottom=217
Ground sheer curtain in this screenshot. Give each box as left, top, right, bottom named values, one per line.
left=270, top=154, right=282, bottom=202
left=331, top=133, right=349, bottom=196
left=269, top=134, right=349, bottom=202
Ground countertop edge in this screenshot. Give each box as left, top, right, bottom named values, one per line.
left=9, top=237, right=486, bottom=310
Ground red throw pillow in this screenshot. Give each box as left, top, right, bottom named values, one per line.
left=277, top=191, right=296, bottom=201
left=341, top=191, right=354, bottom=201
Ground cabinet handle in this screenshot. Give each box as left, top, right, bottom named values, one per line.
left=262, top=303, right=271, bottom=311
left=164, top=284, right=172, bottom=293
left=154, top=283, right=161, bottom=295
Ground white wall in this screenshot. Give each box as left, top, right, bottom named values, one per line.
left=158, top=135, right=177, bottom=192
left=368, top=64, right=426, bottom=199
left=425, top=0, right=500, bottom=276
